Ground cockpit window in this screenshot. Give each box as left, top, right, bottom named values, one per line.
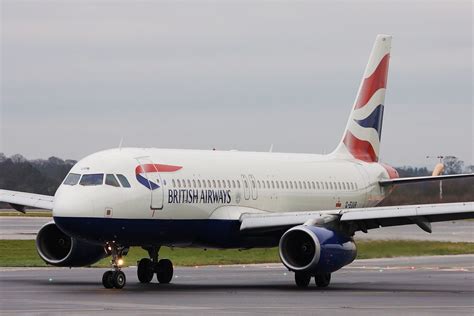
left=80, top=174, right=104, bottom=186
left=116, top=174, right=131, bottom=188
left=63, top=173, right=81, bottom=186
left=105, top=174, right=120, bottom=187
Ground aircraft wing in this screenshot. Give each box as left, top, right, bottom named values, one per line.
left=239, top=202, right=474, bottom=234
left=379, top=173, right=473, bottom=186
left=0, top=189, right=54, bottom=212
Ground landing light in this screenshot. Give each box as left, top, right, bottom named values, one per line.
left=117, top=259, right=124, bottom=266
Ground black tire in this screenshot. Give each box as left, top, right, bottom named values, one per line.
left=156, top=259, right=173, bottom=284
left=315, top=272, right=331, bottom=288
left=113, top=271, right=126, bottom=289
left=102, top=271, right=114, bottom=289
left=137, top=258, right=154, bottom=283
left=294, top=272, right=311, bottom=288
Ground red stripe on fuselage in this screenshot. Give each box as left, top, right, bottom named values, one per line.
left=343, top=131, right=378, bottom=162
left=354, top=54, right=390, bottom=109
left=135, top=164, right=182, bottom=174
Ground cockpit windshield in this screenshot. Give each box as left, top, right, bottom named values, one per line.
left=63, top=173, right=81, bottom=186
left=80, top=174, right=104, bottom=186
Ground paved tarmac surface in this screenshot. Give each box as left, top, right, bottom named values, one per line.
left=1, top=216, right=472, bottom=242
left=0, top=255, right=473, bottom=315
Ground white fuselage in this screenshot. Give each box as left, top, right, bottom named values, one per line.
left=54, top=147, right=391, bottom=224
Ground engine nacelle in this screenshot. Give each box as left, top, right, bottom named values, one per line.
left=279, top=225, right=356, bottom=273
left=36, top=221, right=107, bottom=267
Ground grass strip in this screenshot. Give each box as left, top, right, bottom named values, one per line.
left=0, top=211, right=52, bottom=218
left=0, top=239, right=473, bottom=268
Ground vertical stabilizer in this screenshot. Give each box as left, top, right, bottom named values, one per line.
left=332, top=34, right=392, bottom=162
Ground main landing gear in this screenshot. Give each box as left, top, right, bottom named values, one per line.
left=102, top=243, right=129, bottom=289
left=137, top=246, right=174, bottom=284
left=294, top=272, right=331, bottom=288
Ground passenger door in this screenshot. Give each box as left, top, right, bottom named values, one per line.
left=241, top=175, right=250, bottom=200
left=135, top=157, right=164, bottom=210
left=249, top=174, right=258, bottom=200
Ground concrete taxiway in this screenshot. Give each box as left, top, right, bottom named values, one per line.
left=1, top=216, right=473, bottom=242
left=0, top=255, right=473, bottom=315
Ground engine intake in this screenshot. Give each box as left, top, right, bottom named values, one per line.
left=279, top=225, right=356, bottom=273
left=36, top=221, right=107, bottom=267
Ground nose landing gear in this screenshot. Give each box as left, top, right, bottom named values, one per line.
left=102, top=243, right=128, bottom=289
left=137, top=246, right=174, bottom=284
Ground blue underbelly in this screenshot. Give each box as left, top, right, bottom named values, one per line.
left=54, top=216, right=253, bottom=248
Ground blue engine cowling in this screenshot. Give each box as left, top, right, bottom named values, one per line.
left=279, top=225, right=356, bottom=273
left=36, top=221, right=107, bottom=267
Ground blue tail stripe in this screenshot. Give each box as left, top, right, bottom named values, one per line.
left=354, top=104, right=384, bottom=139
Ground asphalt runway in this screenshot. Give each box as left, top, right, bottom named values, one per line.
left=1, top=216, right=473, bottom=242
left=0, top=255, right=473, bottom=315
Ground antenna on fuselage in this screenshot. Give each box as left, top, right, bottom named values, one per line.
left=118, top=137, right=124, bottom=150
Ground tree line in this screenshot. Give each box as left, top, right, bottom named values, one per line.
left=0, top=153, right=472, bottom=209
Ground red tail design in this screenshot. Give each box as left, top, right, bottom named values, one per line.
left=354, top=54, right=390, bottom=109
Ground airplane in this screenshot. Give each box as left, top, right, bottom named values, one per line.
left=1, top=34, right=473, bottom=290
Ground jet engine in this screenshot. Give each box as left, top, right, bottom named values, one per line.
left=279, top=225, right=356, bottom=273
left=36, top=221, right=107, bottom=267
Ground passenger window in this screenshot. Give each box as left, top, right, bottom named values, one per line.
left=232, top=180, right=236, bottom=188
left=302, top=182, right=306, bottom=189
left=197, top=179, right=201, bottom=188
left=237, top=180, right=241, bottom=188
left=280, top=181, right=284, bottom=189
left=172, top=179, right=176, bottom=188
left=289, top=181, right=293, bottom=189
left=117, top=174, right=131, bottom=188
left=285, top=181, right=288, bottom=189
left=187, top=179, right=191, bottom=187
left=177, top=179, right=181, bottom=188
left=329, top=182, right=333, bottom=190
left=192, top=179, right=196, bottom=188
left=207, top=180, right=211, bottom=188
left=105, top=174, right=120, bottom=187
left=222, top=180, right=226, bottom=188
left=182, top=180, right=186, bottom=188
left=342, top=182, right=346, bottom=190
left=212, top=180, right=216, bottom=188
left=307, top=181, right=311, bottom=189
left=217, top=180, right=221, bottom=188
left=271, top=181, right=275, bottom=189
left=227, top=180, right=231, bottom=188
left=257, top=180, right=261, bottom=189
left=63, top=173, right=81, bottom=186
left=267, top=180, right=270, bottom=188
left=80, top=174, right=104, bottom=186
left=276, top=181, right=279, bottom=189
left=316, top=182, right=320, bottom=190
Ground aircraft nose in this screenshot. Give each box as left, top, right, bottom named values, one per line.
left=53, top=187, right=95, bottom=218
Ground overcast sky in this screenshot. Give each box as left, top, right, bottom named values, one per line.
left=1, top=1, right=472, bottom=167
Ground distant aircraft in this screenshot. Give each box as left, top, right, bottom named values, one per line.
left=1, top=35, right=473, bottom=289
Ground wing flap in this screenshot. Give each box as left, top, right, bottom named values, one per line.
left=0, top=189, right=54, bottom=211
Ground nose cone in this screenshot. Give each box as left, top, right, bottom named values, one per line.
left=53, top=185, right=95, bottom=218
left=53, top=185, right=98, bottom=241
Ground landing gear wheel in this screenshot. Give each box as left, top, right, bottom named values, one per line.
left=137, top=258, right=154, bottom=283
left=113, top=271, right=126, bottom=289
left=102, top=271, right=114, bottom=289
left=156, top=259, right=173, bottom=284
left=315, top=272, right=331, bottom=288
left=294, top=272, right=311, bottom=288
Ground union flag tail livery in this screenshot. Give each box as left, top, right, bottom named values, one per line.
left=333, top=34, right=391, bottom=162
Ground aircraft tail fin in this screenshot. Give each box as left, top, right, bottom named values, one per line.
left=332, top=34, right=392, bottom=162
